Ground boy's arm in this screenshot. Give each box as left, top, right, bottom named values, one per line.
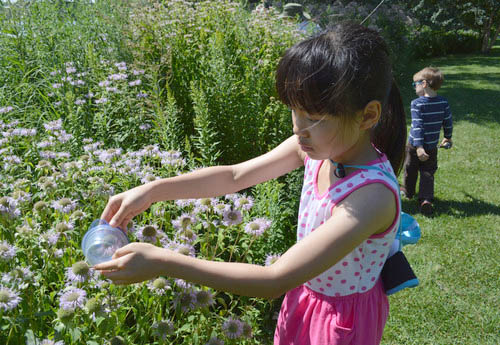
left=442, top=101, right=453, bottom=140
left=409, top=100, right=425, bottom=148
left=409, top=100, right=428, bottom=160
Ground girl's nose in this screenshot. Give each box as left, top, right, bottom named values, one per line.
left=292, top=116, right=308, bottom=137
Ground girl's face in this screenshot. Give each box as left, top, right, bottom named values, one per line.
left=292, top=108, right=362, bottom=162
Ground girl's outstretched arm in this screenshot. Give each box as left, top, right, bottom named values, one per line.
left=95, top=182, right=396, bottom=299
left=102, top=136, right=304, bottom=229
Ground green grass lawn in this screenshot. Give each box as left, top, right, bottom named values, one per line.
left=382, top=43, right=500, bottom=344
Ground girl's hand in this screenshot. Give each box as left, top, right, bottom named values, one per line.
left=93, top=242, right=167, bottom=285
left=101, top=184, right=153, bottom=230
left=416, top=146, right=429, bottom=161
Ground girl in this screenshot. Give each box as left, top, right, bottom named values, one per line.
left=95, top=22, right=406, bottom=345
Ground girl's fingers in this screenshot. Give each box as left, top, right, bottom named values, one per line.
left=110, top=208, right=130, bottom=229
left=112, top=244, right=135, bottom=259
left=101, top=269, right=125, bottom=280
left=93, top=260, right=119, bottom=271
left=101, top=199, right=119, bottom=223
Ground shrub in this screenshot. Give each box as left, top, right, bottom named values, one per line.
left=125, top=1, right=303, bottom=165
left=410, top=26, right=482, bottom=58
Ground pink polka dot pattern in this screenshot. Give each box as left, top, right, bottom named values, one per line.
left=296, top=156, right=399, bottom=296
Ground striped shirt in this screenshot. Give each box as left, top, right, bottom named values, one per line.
left=408, top=96, right=453, bottom=149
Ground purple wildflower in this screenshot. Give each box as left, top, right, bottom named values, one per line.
left=0, top=286, right=22, bottom=311
left=42, top=230, right=60, bottom=245
left=195, top=198, right=215, bottom=213
left=213, top=202, right=230, bottom=215
left=115, top=62, right=127, bottom=71
left=173, top=290, right=196, bottom=312
left=152, top=320, right=174, bottom=339
left=0, top=106, right=14, bottom=114
left=98, top=80, right=111, bottom=87
left=1, top=266, right=33, bottom=289
left=59, top=287, right=87, bottom=310
left=173, top=278, right=192, bottom=290
left=224, top=193, right=239, bottom=202
left=172, top=213, right=196, bottom=230
left=52, top=197, right=78, bottom=214
left=265, top=253, right=281, bottom=266
left=97, top=148, right=122, bottom=163
left=234, top=195, right=254, bottom=210
left=109, top=73, right=127, bottom=81
left=140, top=172, right=159, bottom=184
left=193, top=289, right=214, bottom=308
left=175, top=199, right=196, bottom=208
left=0, top=241, right=17, bottom=261
left=222, top=209, right=242, bottom=226
left=136, top=224, right=162, bottom=243
left=222, top=317, right=243, bottom=339
left=147, top=277, right=171, bottom=295
left=241, top=321, right=252, bottom=338
left=244, top=218, right=271, bottom=236
left=128, top=79, right=141, bottom=86
left=44, top=119, right=63, bottom=132
left=65, top=261, right=94, bottom=284
left=172, top=242, right=195, bottom=257
left=0, top=196, right=20, bottom=218
left=175, top=227, right=198, bottom=244
left=136, top=92, right=148, bottom=98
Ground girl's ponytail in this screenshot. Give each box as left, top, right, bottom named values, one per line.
left=372, top=80, right=407, bottom=175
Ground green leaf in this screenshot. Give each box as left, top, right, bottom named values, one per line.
left=24, top=329, right=36, bottom=345
left=69, top=327, right=82, bottom=342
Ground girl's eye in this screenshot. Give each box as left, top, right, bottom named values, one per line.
left=307, top=117, right=320, bottom=123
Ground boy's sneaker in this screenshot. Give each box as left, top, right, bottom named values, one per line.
left=420, top=200, right=433, bottom=215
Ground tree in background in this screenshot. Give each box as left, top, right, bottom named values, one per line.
left=405, top=0, right=500, bottom=53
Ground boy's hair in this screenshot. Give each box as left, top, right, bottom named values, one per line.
left=413, top=67, right=444, bottom=90
left=276, top=22, right=407, bottom=174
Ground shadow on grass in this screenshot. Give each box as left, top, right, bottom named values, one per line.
left=402, top=193, right=500, bottom=218
left=438, top=86, right=500, bottom=125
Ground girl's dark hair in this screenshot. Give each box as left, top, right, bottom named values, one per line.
left=276, top=22, right=406, bottom=174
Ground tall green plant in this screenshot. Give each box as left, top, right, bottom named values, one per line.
left=190, top=81, right=221, bottom=166
left=125, top=0, right=302, bottom=164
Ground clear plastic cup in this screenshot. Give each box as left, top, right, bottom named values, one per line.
left=81, top=219, right=129, bottom=266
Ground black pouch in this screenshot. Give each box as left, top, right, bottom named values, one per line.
left=381, top=251, right=419, bottom=295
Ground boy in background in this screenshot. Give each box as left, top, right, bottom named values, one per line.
left=401, top=67, right=453, bottom=215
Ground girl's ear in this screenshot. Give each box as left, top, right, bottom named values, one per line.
left=359, top=100, right=381, bottom=130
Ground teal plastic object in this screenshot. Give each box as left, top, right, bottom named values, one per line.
left=81, top=219, right=129, bottom=266
left=400, top=212, right=421, bottom=246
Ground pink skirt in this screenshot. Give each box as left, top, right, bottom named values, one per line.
left=274, top=279, right=389, bottom=345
